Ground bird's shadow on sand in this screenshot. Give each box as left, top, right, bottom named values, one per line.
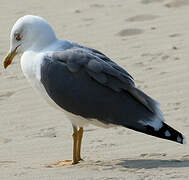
left=82, top=157, right=189, bottom=169
left=116, top=158, right=189, bottom=169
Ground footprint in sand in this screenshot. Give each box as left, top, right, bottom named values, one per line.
left=117, top=28, right=144, bottom=37
left=140, top=153, right=167, bottom=157
left=90, top=4, right=104, bottom=8
left=141, top=52, right=170, bottom=63
left=169, top=33, right=181, bottom=38
left=126, top=14, right=158, bottom=22
left=161, top=55, right=169, bottom=60
left=27, top=127, right=57, bottom=138
left=0, top=137, right=12, bottom=144
left=0, top=91, right=14, bottom=100
left=74, top=9, right=82, bottom=14
left=82, top=18, right=94, bottom=22
left=134, top=62, right=145, bottom=67
left=159, top=71, right=168, bottom=75
left=141, top=0, right=166, bottom=4
left=167, top=102, right=181, bottom=111
left=145, top=67, right=154, bottom=71
left=82, top=18, right=94, bottom=27
left=165, top=0, right=189, bottom=8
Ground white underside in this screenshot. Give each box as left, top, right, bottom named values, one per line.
left=20, top=43, right=114, bottom=128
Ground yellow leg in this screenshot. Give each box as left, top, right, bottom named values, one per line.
left=48, top=126, right=80, bottom=168
left=72, top=126, right=79, bottom=164
left=77, top=127, right=84, bottom=161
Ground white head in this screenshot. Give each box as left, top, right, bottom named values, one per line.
left=3, top=15, right=57, bottom=68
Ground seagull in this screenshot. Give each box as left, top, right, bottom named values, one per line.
left=3, top=15, right=186, bottom=166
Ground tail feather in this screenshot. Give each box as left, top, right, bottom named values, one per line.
left=127, top=87, right=186, bottom=144
left=128, top=87, right=161, bottom=114
left=143, top=122, right=186, bottom=144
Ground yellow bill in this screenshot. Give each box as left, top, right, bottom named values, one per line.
left=3, top=47, right=18, bottom=69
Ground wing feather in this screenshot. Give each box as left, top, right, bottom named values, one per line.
left=50, top=47, right=159, bottom=113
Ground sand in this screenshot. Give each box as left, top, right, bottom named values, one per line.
left=0, top=0, right=189, bottom=179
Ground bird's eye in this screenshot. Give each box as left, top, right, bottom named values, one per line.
left=15, top=33, right=22, bottom=41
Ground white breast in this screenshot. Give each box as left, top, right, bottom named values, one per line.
left=21, top=51, right=43, bottom=91
left=21, top=51, right=60, bottom=107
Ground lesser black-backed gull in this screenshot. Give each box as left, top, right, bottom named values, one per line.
left=3, top=15, right=186, bottom=166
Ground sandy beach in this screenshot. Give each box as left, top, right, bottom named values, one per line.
left=0, top=0, right=189, bottom=179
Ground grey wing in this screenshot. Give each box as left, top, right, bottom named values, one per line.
left=52, top=48, right=135, bottom=91
left=41, top=48, right=187, bottom=145
left=79, top=45, right=135, bottom=80
left=51, top=48, right=159, bottom=114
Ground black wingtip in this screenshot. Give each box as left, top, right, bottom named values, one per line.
left=144, top=122, right=186, bottom=144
